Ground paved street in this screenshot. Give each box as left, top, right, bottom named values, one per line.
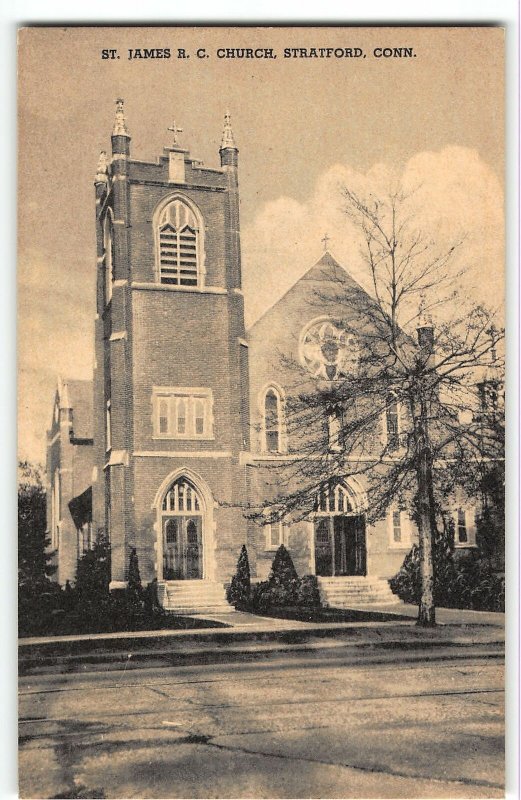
left=19, top=647, right=504, bottom=799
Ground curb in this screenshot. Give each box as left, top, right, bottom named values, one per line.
left=19, top=633, right=505, bottom=676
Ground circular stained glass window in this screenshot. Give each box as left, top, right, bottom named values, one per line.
left=300, top=318, right=358, bottom=380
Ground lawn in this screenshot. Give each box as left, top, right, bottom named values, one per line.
left=253, top=605, right=412, bottom=623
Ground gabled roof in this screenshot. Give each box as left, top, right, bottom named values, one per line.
left=248, top=251, right=369, bottom=333
left=300, top=251, right=362, bottom=288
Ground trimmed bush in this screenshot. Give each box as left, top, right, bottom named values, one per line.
left=227, top=544, right=323, bottom=613
left=227, top=544, right=251, bottom=610
left=296, top=575, right=322, bottom=608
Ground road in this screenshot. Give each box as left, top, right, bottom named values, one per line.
left=19, top=648, right=504, bottom=799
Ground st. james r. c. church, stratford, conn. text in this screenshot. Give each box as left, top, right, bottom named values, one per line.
left=46, top=100, right=483, bottom=612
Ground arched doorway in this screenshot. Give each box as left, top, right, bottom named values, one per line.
left=313, top=481, right=367, bottom=577
left=161, top=477, right=204, bottom=580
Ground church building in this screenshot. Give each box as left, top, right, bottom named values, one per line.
left=46, top=101, right=483, bottom=612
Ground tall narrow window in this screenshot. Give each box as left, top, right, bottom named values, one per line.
left=385, top=393, right=400, bottom=452
left=456, top=509, right=468, bottom=543
left=263, top=387, right=284, bottom=453
left=327, top=404, right=343, bottom=452
left=52, top=469, right=60, bottom=549
left=177, top=398, right=186, bottom=434
left=159, top=398, right=169, bottom=435
left=265, top=521, right=284, bottom=550
left=157, top=198, right=201, bottom=286
left=106, top=399, right=112, bottom=451
left=194, top=398, right=205, bottom=435
left=103, top=210, right=115, bottom=304
left=388, top=508, right=411, bottom=547
left=392, top=510, right=402, bottom=543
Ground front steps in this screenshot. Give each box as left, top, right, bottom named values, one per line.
left=159, top=580, right=233, bottom=614
left=318, top=576, right=400, bottom=607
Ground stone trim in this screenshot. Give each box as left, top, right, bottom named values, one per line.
left=131, top=282, right=227, bottom=295
left=134, top=450, right=232, bottom=459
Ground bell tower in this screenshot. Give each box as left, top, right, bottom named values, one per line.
left=92, top=101, right=250, bottom=600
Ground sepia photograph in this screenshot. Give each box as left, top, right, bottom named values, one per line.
left=18, top=25, right=506, bottom=799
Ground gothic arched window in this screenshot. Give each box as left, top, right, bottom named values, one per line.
left=263, top=387, right=285, bottom=453
left=156, top=198, right=202, bottom=287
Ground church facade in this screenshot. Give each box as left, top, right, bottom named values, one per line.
left=46, top=102, right=483, bottom=610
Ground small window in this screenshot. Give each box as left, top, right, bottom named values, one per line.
left=389, top=508, right=411, bottom=548
left=153, top=388, right=213, bottom=439
left=263, top=387, right=285, bottom=453
left=392, top=511, right=402, bottom=543
left=327, top=404, right=343, bottom=452
left=265, top=521, right=284, bottom=550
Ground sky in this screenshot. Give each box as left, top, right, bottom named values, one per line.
left=18, top=26, right=504, bottom=464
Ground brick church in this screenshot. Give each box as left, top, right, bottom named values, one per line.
left=46, top=101, right=483, bottom=612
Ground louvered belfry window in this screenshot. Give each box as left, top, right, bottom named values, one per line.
left=158, top=199, right=199, bottom=286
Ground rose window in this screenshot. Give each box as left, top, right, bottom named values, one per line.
left=300, top=319, right=358, bottom=380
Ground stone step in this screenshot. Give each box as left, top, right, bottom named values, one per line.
left=160, top=580, right=232, bottom=614
left=318, top=576, right=400, bottom=608
left=164, top=605, right=235, bottom=615
left=165, top=586, right=227, bottom=597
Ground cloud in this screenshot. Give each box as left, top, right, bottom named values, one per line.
left=242, top=146, right=504, bottom=327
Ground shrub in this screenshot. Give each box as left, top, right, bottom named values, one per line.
left=74, top=531, right=112, bottom=627
left=296, top=575, right=322, bottom=608
left=390, top=522, right=505, bottom=612
left=390, top=544, right=421, bottom=604
left=264, top=545, right=300, bottom=606
left=125, top=548, right=145, bottom=627
left=250, top=546, right=316, bottom=610
left=228, top=544, right=322, bottom=613
left=227, top=545, right=251, bottom=609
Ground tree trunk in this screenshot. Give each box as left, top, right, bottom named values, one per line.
left=416, top=394, right=436, bottom=627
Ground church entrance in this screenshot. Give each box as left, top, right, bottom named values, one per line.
left=161, top=477, right=204, bottom=580
left=313, top=481, right=367, bottom=577
left=314, top=515, right=366, bottom=576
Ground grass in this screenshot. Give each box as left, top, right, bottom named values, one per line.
left=253, top=605, right=413, bottom=623
left=19, top=606, right=228, bottom=638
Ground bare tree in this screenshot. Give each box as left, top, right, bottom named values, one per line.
left=255, top=185, right=504, bottom=627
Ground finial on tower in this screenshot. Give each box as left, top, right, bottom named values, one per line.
left=418, top=293, right=433, bottom=327
left=167, top=120, right=184, bottom=147
left=95, top=151, right=109, bottom=183
left=487, top=324, right=498, bottom=364
left=113, top=98, right=129, bottom=136
left=321, top=233, right=331, bottom=253
left=221, top=110, right=237, bottom=150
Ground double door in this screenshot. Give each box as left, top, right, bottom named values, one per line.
left=314, top=515, right=366, bottom=577
left=163, top=515, right=203, bottom=580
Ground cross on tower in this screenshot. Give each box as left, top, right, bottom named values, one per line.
left=168, top=121, right=184, bottom=146
left=321, top=233, right=331, bottom=252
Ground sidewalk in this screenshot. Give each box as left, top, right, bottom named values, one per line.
left=18, top=605, right=504, bottom=679
left=18, top=603, right=504, bottom=649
